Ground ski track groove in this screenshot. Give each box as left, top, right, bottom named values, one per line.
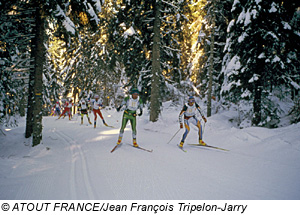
left=55, top=130, right=96, bottom=199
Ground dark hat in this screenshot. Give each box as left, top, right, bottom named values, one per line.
left=131, top=88, right=139, bottom=94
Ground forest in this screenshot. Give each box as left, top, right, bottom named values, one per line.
left=1, top=0, right=300, bottom=146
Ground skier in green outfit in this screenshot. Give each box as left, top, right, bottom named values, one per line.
left=115, top=88, right=143, bottom=147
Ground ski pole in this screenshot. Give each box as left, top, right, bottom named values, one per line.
left=102, top=108, right=119, bottom=122
left=167, top=128, right=181, bottom=144
left=202, top=121, right=206, bottom=137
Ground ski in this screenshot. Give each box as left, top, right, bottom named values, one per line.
left=104, top=123, right=115, bottom=128
left=177, top=144, right=187, bottom=152
left=110, top=144, right=121, bottom=153
left=131, top=145, right=153, bottom=153
left=188, top=144, right=229, bottom=151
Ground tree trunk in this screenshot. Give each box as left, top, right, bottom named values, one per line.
left=252, top=43, right=264, bottom=126
left=32, top=1, right=45, bottom=146
left=252, top=84, right=262, bottom=126
left=103, top=73, right=109, bottom=106
left=25, top=69, right=35, bottom=137
left=150, top=0, right=161, bottom=122
left=25, top=4, right=36, bottom=138
left=207, top=1, right=216, bottom=117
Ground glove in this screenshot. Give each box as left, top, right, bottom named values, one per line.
left=180, top=123, right=183, bottom=129
left=138, top=109, right=143, bottom=116
left=202, top=116, right=207, bottom=123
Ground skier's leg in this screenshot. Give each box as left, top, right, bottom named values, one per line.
left=97, top=110, right=107, bottom=125
left=93, top=109, right=97, bottom=127
left=193, top=117, right=205, bottom=145
left=86, top=113, right=92, bottom=124
left=68, top=109, right=71, bottom=120
left=58, top=109, right=67, bottom=119
left=117, top=114, right=129, bottom=144
left=180, top=119, right=190, bottom=147
left=129, top=116, right=138, bottom=147
left=81, top=113, right=84, bottom=124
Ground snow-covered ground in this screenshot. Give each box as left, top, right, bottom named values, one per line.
left=0, top=104, right=300, bottom=200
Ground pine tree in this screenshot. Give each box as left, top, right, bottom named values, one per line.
left=24, top=0, right=104, bottom=146
left=196, top=0, right=233, bottom=115
left=0, top=1, right=34, bottom=127
left=222, top=0, right=300, bottom=127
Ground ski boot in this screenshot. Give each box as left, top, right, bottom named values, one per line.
left=133, top=138, right=139, bottom=147
left=88, top=118, right=92, bottom=125
left=199, top=139, right=206, bottom=146
left=178, top=141, right=184, bottom=149
left=94, top=121, right=96, bottom=128
left=102, top=119, right=108, bottom=127
left=81, top=118, right=83, bottom=125
left=117, top=137, right=122, bottom=145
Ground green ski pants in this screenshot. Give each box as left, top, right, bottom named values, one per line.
left=119, top=112, right=137, bottom=139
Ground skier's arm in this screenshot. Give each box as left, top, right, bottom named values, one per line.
left=179, top=105, right=187, bottom=128
left=138, top=98, right=143, bottom=116
left=116, top=97, right=128, bottom=112
left=196, top=103, right=207, bottom=122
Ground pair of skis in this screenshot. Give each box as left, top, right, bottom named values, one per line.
left=178, top=143, right=229, bottom=152
left=110, top=142, right=228, bottom=153
left=110, top=143, right=153, bottom=153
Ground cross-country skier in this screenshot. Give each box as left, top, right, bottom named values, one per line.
left=53, top=101, right=61, bottom=116
left=178, top=96, right=207, bottom=149
left=90, top=94, right=108, bottom=128
left=58, top=98, right=73, bottom=120
left=115, top=88, right=143, bottom=147
left=78, top=98, right=92, bottom=125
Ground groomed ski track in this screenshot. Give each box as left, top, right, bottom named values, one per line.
left=0, top=109, right=300, bottom=200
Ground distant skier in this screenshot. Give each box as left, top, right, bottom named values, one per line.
left=91, top=94, right=107, bottom=128
left=115, top=88, right=143, bottom=147
left=78, top=98, right=92, bottom=125
left=58, top=98, right=73, bottom=120
left=53, top=101, right=61, bottom=116
left=178, top=96, right=207, bottom=149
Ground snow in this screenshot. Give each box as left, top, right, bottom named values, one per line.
left=92, top=0, right=103, bottom=13
left=1, top=104, right=300, bottom=200
left=290, top=81, right=300, bottom=90
left=269, top=2, right=278, bottom=13
left=123, top=26, right=136, bottom=37
left=271, top=55, right=280, bottom=63
left=231, top=0, right=240, bottom=12
left=258, top=52, right=265, bottom=59
left=282, top=21, right=292, bottom=30
left=87, top=3, right=100, bottom=25
left=227, top=19, right=235, bottom=33
left=248, top=74, right=259, bottom=83
left=238, top=32, right=248, bottom=43
left=55, top=5, right=76, bottom=35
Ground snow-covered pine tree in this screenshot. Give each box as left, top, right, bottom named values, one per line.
left=0, top=1, right=34, bottom=127
left=107, top=0, right=153, bottom=100
left=108, top=0, right=188, bottom=119
left=221, top=0, right=300, bottom=127
left=24, top=0, right=104, bottom=146
left=197, top=0, right=233, bottom=116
